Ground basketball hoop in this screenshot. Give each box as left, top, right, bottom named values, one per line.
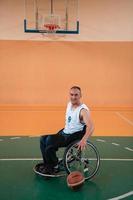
left=44, top=24, right=60, bottom=34
left=37, top=14, right=61, bottom=39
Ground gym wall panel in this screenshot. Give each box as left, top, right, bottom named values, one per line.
left=0, top=40, right=133, bottom=107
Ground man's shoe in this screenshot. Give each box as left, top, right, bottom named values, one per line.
left=35, top=162, right=46, bottom=173
left=34, top=163, right=66, bottom=177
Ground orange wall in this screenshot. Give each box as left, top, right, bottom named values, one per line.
left=0, top=106, right=133, bottom=136
left=0, top=40, right=133, bottom=107
left=0, top=40, right=133, bottom=136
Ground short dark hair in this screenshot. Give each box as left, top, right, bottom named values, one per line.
left=70, top=86, right=81, bottom=92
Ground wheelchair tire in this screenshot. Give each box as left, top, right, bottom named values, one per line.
left=63, top=139, right=100, bottom=181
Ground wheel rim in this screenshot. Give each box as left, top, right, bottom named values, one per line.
left=65, top=141, right=100, bottom=180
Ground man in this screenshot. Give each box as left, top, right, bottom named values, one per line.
left=37, top=86, right=94, bottom=175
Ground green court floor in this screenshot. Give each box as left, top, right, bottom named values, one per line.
left=0, top=136, right=133, bottom=200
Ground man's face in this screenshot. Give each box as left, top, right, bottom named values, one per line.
left=69, top=89, right=81, bottom=105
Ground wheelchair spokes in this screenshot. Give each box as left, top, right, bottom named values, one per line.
left=64, top=140, right=100, bottom=180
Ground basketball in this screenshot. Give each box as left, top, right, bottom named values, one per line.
left=67, top=171, right=85, bottom=190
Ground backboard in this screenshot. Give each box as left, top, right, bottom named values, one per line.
left=24, top=0, right=79, bottom=34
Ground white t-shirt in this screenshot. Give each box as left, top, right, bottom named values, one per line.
left=63, top=101, right=90, bottom=134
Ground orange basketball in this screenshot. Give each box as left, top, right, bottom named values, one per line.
left=67, top=171, right=85, bottom=190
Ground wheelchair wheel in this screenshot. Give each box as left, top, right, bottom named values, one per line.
left=63, top=140, right=100, bottom=180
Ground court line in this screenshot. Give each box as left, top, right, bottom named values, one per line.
left=108, top=190, right=133, bottom=200
left=115, top=112, right=133, bottom=126
left=29, top=135, right=40, bottom=138
left=96, top=139, right=106, bottom=142
left=10, top=137, right=21, bottom=140
left=111, top=143, right=120, bottom=146
left=0, top=158, right=133, bottom=161
left=100, top=158, right=133, bottom=161
left=124, top=147, right=133, bottom=152
left=0, top=158, right=42, bottom=161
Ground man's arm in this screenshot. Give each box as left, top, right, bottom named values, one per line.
left=78, top=108, right=94, bottom=150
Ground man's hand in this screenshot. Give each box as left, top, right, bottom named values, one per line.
left=78, top=138, right=87, bottom=151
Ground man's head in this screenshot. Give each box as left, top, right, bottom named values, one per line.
left=69, top=86, right=82, bottom=105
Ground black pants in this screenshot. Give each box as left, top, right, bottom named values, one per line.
left=40, top=125, right=86, bottom=169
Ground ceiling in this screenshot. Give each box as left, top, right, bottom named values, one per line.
left=0, top=0, right=133, bottom=41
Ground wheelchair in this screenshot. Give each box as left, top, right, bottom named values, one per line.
left=62, top=139, right=100, bottom=180
left=34, top=137, right=100, bottom=180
